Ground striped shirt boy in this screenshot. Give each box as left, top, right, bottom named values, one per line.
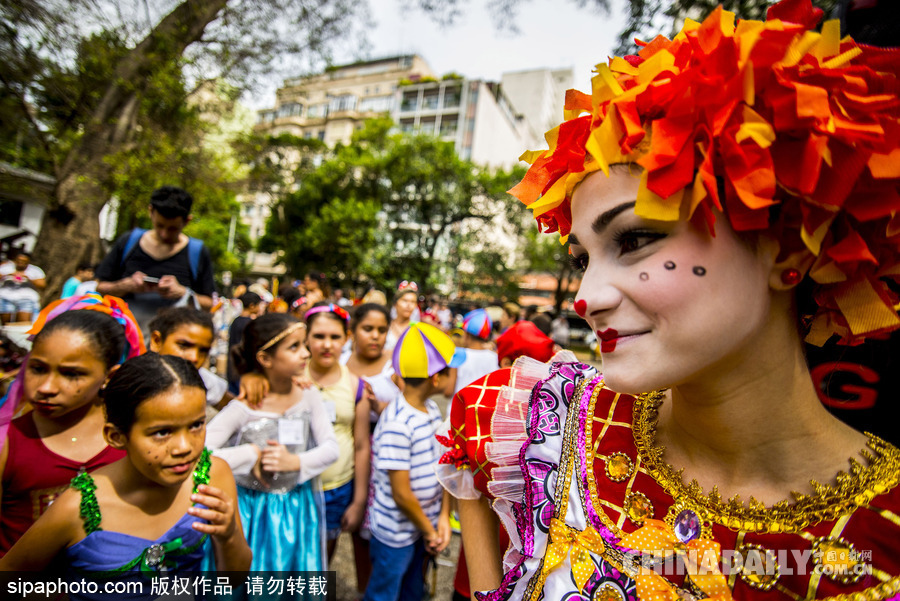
left=369, top=395, right=444, bottom=548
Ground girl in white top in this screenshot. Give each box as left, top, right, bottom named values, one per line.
left=206, top=312, right=339, bottom=571
left=345, top=303, right=402, bottom=417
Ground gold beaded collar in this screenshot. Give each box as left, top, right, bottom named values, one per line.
left=632, top=393, right=900, bottom=534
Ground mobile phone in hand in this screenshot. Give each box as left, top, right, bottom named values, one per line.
left=142, top=276, right=160, bottom=285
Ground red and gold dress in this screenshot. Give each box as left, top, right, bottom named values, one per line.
left=436, top=353, right=900, bottom=601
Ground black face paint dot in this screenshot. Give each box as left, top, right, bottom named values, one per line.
left=693, top=266, right=707, bottom=276
left=639, top=272, right=649, bottom=281
left=664, top=261, right=676, bottom=270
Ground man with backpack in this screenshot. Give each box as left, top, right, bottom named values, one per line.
left=95, top=186, right=216, bottom=336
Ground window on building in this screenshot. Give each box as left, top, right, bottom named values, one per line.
left=256, top=110, right=277, bottom=123
left=422, top=91, right=439, bottom=110
left=399, top=118, right=415, bottom=133
left=0, top=200, right=23, bottom=226
left=359, top=95, right=394, bottom=113
left=443, top=86, right=461, bottom=108
left=439, top=117, right=458, bottom=137
left=307, top=103, right=328, bottom=118
left=277, top=103, right=303, bottom=118
left=317, top=131, right=326, bottom=141
left=419, top=117, right=436, bottom=134
left=400, top=92, right=418, bottom=112
left=329, top=94, right=357, bottom=112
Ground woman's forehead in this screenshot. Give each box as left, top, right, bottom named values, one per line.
left=570, top=170, right=643, bottom=243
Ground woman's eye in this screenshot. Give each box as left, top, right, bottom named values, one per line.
left=568, top=253, right=589, bottom=273
left=614, top=230, right=666, bottom=255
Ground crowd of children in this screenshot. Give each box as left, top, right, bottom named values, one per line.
left=0, top=280, right=556, bottom=601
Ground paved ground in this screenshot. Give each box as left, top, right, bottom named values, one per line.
left=330, top=530, right=462, bottom=601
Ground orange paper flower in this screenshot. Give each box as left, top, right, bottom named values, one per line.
left=509, top=0, right=900, bottom=345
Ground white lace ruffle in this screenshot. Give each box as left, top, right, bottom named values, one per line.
left=434, top=415, right=481, bottom=499
left=485, top=351, right=577, bottom=503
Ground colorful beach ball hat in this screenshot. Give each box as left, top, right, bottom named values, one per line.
left=462, top=308, right=492, bottom=340
left=393, top=322, right=466, bottom=378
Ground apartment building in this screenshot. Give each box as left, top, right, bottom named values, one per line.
left=255, top=55, right=435, bottom=146
left=501, top=68, right=574, bottom=143
left=247, top=56, right=559, bottom=278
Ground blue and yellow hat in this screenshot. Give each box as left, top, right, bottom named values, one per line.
left=393, top=323, right=466, bottom=379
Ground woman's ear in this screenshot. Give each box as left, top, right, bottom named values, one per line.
left=103, top=422, right=127, bottom=449
left=769, top=249, right=816, bottom=291
left=148, top=331, right=164, bottom=353
left=256, top=350, right=272, bottom=370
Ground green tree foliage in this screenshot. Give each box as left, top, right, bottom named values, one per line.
left=615, top=0, right=839, bottom=54
left=522, top=227, right=580, bottom=313
left=0, top=0, right=364, bottom=300
left=260, top=117, right=524, bottom=292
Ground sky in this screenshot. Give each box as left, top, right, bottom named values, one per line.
left=248, top=0, right=628, bottom=109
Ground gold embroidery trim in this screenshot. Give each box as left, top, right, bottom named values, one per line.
left=524, top=377, right=586, bottom=601
left=632, top=393, right=900, bottom=534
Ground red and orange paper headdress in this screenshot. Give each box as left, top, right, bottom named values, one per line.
left=509, top=0, right=900, bottom=346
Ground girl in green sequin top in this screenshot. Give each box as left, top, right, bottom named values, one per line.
left=0, top=353, right=251, bottom=575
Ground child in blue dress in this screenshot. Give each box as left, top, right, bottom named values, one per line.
left=206, top=312, right=339, bottom=570
left=0, top=352, right=251, bottom=595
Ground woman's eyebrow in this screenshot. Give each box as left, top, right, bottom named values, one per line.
left=568, top=201, right=637, bottom=247
left=592, top=202, right=636, bottom=235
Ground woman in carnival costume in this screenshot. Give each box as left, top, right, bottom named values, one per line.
left=437, top=1, right=900, bottom=599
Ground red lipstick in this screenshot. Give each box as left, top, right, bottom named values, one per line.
left=597, top=328, right=619, bottom=353
left=574, top=299, right=587, bottom=317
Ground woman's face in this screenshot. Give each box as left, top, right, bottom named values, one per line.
left=265, top=327, right=311, bottom=379
left=24, top=330, right=109, bottom=419
left=353, top=311, right=388, bottom=360
left=569, top=169, right=776, bottom=394
left=117, top=387, right=207, bottom=487
left=150, top=323, right=214, bottom=370
left=394, top=292, right=418, bottom=321
left=307, top=316, right=346, bottom=369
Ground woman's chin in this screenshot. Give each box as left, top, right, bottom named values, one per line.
left=600, top=372, right=661, bottom=397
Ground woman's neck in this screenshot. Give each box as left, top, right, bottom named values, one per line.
left=266, top=373, right=294, bottom=396
left=33, top=401, right=104, bottom=436
left=654, top=330, right=867, bottom=505
left=307, top=361, right=340, bottom=385
left=348, top=351, right=387, bottom=375
left=114, top=459, right=186, bottom=510
left=392, top=316, right=410, bottom=330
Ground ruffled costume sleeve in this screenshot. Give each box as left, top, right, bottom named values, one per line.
left=436, top=351, right=580, bottom=561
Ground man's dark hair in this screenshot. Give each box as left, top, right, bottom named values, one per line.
left=401, top=366, right=450, bottom=388
left=239, top=291, right=262, bottom=307
left=150, top=186, right=193, bottom=219
left=148, top=306, right=214, bottom=340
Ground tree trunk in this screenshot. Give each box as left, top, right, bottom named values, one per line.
left=32, top=0, right=229, bottom=302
